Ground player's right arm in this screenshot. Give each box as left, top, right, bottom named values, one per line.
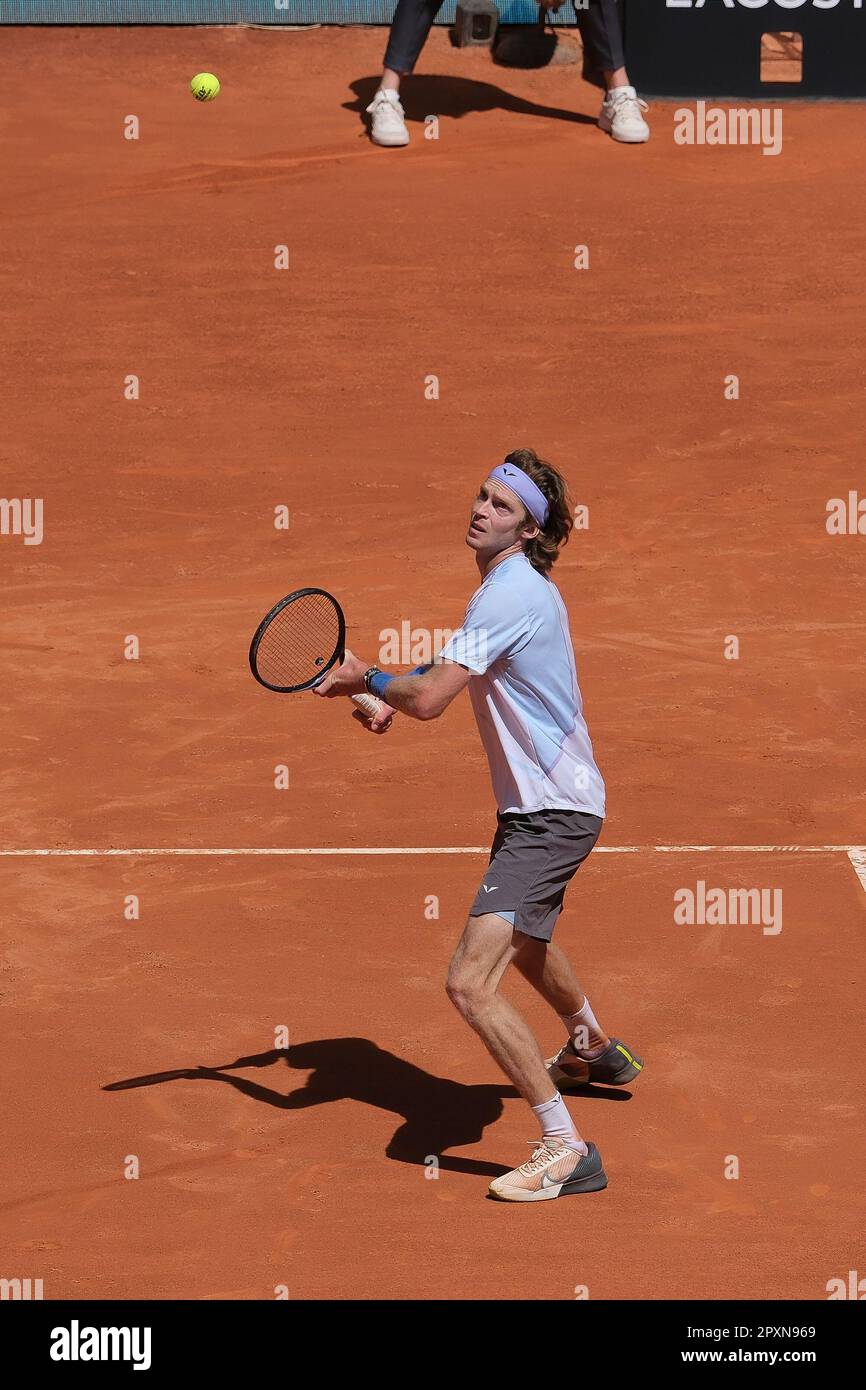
left=368, top=658, right=472, bottom=722
left=365, top=582, right=533, bottom=721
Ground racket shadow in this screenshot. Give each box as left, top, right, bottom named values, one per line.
left=104, top=1038, right=519, bottom=1179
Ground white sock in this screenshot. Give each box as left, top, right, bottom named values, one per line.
left=559, top=999, right=607, bottom=1060
left=607, top=85, right=636, bottom=100
left=532, top=1094, right=588, bottom=1155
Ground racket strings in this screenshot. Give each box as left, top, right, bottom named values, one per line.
left=254, top=593, right=341, bottom=689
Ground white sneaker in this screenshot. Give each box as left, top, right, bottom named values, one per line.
left=365, top=88, right=409, bottom=148
left=598, top=85, right=650, bottom=144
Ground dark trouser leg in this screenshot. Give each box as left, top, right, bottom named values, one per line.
left=575, top=0, right=626, bottom=78
left=383, top=0, right=448, bottom=76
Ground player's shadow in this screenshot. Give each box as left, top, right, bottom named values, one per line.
left=105, top=1038, right=631, bottom=1178
left=105, top=1038, right=516, bottom=1178
left=345, top=75, right=597, bottom=132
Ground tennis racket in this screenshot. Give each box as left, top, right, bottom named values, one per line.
left=248, top=587, right=384, bottom=720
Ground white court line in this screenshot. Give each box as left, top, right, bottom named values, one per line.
left=848, top=850, right=866, bottom=893
left=0, top=845, right=862, bottom=857
left=2, top=845, right=864, bottom=892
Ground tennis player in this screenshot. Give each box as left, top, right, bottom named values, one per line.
left=366, top=0, right=649, bottom=148
left=313, top=448, right=643, bottom=1201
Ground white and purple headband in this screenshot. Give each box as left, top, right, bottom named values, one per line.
left=488, top=462, right=549, bottom=528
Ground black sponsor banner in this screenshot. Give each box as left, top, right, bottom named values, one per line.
left=624, top=0, right=866, bottom=99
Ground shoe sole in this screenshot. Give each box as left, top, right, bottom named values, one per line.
left=490, top=1166, right=609, bottom=1202
left=370, top=132, right=409, bottom=147
left=597, top=116, right=650, bottom=144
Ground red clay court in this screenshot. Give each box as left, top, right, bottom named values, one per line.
left=1, top=23, right=865, bottom=1301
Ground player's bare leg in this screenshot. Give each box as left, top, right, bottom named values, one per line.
left=514, top=936, right=645, bottom=1090
left=512, top=937, right=610, bottom=1051
left=447, top=913, right=610, bottom=1200
left=446, top=914, right=583, bottom=1114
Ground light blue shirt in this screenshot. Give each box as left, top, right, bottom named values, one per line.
left=439, top=553, right=605, bottom=817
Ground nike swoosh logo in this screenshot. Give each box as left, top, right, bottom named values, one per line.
left=481, top=885, right=498, bottom=893
left=541, top=1157, right=584, bottom=1188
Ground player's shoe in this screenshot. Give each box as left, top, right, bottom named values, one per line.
left=489, top=1138, right=607, bottom=1202
left=598, top=86, right=650, bottom=144
left=546, top=1037, right=644, bottom=1091
left=366, top=89, right=410, bottom=147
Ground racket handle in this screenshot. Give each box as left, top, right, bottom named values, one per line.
left=352, top=692, right=384, bottom=720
